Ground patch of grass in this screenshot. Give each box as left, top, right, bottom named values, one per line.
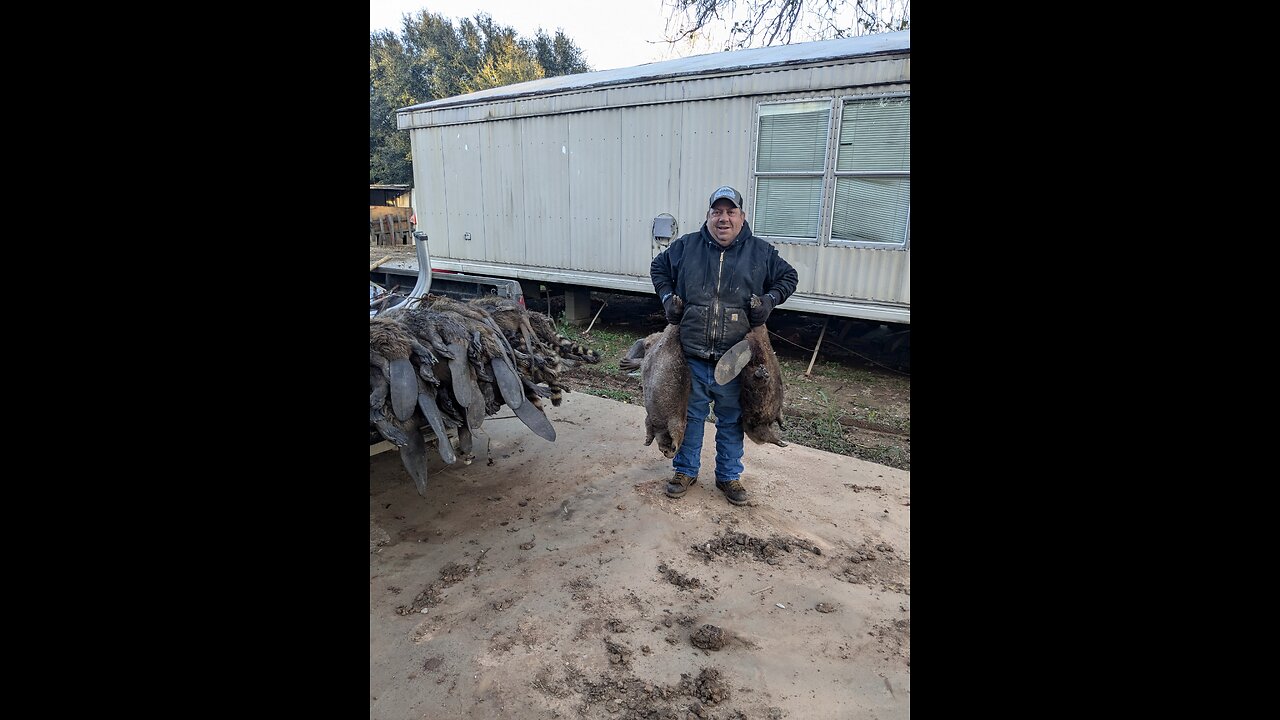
left=557, top=324, right=648, bottom=374
left=781, top=389, right=858, bottom=455
left=776, top=356, right=891, bottom=386
left=581, top=388, right=636, bottom=403
left=784, top=418, right=910, bottom=470
left=778, top=389, right=907, bottom=470
left=780, top=368, right=823, bottom=394
left=841, top=407, right=910, bottom=434
left=784, top=414, right=860, bottom=456
left=859, top=444, right=910, bottom=470
left=776, top=353, right=910, bottom=438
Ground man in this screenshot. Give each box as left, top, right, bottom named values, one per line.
left=650, top=185, right=798, bottom=505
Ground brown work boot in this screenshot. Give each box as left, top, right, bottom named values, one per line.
left=715, top=479, right=749, bottom=506
left=665, top=472, right=697, bottom=498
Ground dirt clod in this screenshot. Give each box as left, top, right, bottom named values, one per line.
left=679, top=667, right=730, bottom=706
left=657, top=562, right=703, bottom=589
left=834, top=541, right=909, bottom=593
left=693, top=532, right=821, bottom=564
left=604, top=638, right=633, bottom=666
left=690, top=624, right=727, bottom=650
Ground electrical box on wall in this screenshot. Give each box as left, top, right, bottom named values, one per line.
left=652, top=213, right=677, bottom=252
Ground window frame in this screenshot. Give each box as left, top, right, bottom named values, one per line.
left=749, top=97, right=835, bottom=245
left=749, top=91, right=910, bottom=251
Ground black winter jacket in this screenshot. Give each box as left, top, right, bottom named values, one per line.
left=651, top=220, right=798, bottom=360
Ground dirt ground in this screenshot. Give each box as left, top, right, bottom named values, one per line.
left=370, top=392, right=910, bottom=720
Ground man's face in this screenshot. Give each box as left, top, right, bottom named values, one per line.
left=707, top=200, right=744, bottom=246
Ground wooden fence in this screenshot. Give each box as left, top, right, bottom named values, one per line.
left=370, top=206, right=414, bottom=246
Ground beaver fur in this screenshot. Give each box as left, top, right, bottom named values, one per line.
left=372, top=297, right=596, bottom=492
left=737, top=325, right=787, bottom=447
left=640, top=324, right=691, bottom=458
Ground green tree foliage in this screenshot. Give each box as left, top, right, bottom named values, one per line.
left=533, top=29, right=591, bottom=77
left=370, top=30, right=416, bottom=184
left=370, top=10, right=593, bottom=185
left=662, top=0, right=909, bottom=50
left=459, top=23, right=544, bottom=94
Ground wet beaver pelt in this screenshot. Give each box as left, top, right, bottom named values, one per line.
left=737, top=325, right=787, bottom=447
left=640, top=321, right=691, bottom=458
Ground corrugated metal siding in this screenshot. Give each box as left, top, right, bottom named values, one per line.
left=676, top=96, right=755, bottom=246
left=480, top=122, right=526, bottom=265
left=567, top=110, right=620, bottom=273
left=411, top=129, right=451, bottom=258
left=438, top=125, right=486, bottom=261
left=900, top=248, right=909, bottom=304
left=519, top=115, right=571, bottom=270
left=621, top=105, right=683, bottom=280
left=778, top=243, right=909, bottom=304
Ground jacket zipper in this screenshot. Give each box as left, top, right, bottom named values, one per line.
left=710, top=248, right=725, bottom=355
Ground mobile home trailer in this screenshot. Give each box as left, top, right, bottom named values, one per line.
left=397, top=30, right=909, bottom=326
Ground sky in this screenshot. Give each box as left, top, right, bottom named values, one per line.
left=369, top=0, right=741, bottom=71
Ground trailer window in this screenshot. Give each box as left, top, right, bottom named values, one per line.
left=832, top=97, right=910, bottom=246
left=752, top=102, right=830, bottom=240
left=752, top=96, right=910, bottom=248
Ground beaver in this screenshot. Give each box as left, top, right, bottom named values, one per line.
left=619, top=333, right=654, bottom=372
left=737, top=325, right=787, bottom=447
left=640, top=312, right=691, bottom=458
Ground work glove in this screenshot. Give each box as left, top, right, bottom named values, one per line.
left=662, top=293, right=684, bottom=325
left=748, top=292, right=778, bottom=327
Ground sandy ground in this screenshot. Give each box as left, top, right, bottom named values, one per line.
left=370, top=392, right=910, bottom=719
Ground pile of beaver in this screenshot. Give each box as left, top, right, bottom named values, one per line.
left=370, top=295, right=599, bottom=495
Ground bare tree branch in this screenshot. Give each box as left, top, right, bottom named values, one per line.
left=662, top=0, right=908, bottom=54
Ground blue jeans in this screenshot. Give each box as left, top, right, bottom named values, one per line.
left=673, top=355, right=744, bottom=483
